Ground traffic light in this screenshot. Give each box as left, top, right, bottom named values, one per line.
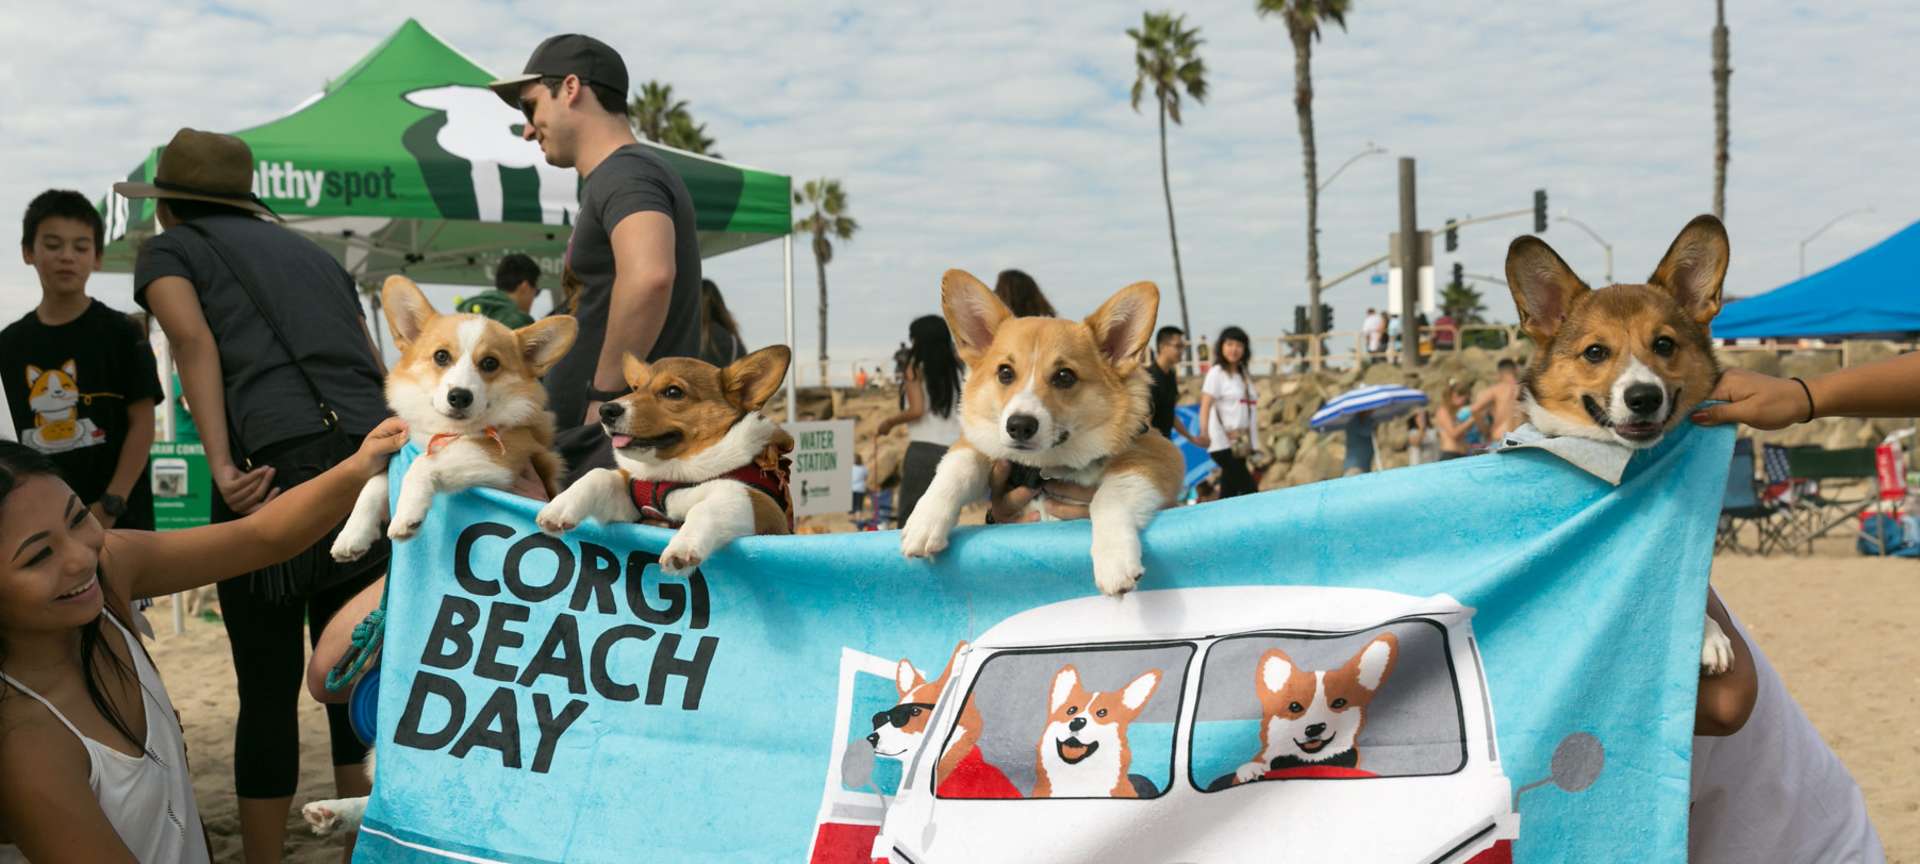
left=1444, top=219, right=1458, bottom=252
left=1293, top=305, right=1309, bottom=334
left=1452, top=262, right=1464, bottom=288
left=1318, top=303, right=1334, bottom=333
left=1533, top=189, right=1548, bottom=233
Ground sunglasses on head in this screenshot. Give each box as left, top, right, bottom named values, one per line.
left=872, top=702, right=936, bottom=730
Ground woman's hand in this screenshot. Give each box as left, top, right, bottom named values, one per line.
left=212, top=461, right=278, bottom=514
left=1692, top=367, right=1811, bottom=430
left=988, top=461, right=1094, bottom=522
left=351, top=417, right=411, bottom=480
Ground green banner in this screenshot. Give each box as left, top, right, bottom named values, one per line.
left=149, top=441, right=211, bottom=531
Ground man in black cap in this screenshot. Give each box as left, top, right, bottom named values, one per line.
left=492, top=34, right=704, bottom=486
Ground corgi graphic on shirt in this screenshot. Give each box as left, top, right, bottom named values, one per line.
left=23, top=359, right=105, bottom=453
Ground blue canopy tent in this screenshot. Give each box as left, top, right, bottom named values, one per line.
left=1714, top=220, right=1920, bottom=339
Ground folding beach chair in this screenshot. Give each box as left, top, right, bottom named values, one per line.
left=1781, top=446, right=1879, bottom=553
left=1717, top=439, right=1790, bottom=554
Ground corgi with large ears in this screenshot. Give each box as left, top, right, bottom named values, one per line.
left=899, top=270, right=1185, bottom=595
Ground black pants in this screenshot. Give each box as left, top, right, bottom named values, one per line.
left=212, top=431, right=383, bottom=798
left=896, top=441, right=948, bottom=528
left=1212, top=450, right=1257, bottom=498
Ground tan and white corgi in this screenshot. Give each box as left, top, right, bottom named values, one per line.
left=899, top=270, right=1185, bottom=596
left=1233, top=634, right=1398, bottom=785
left=23, top=360, right=102, bottom=452
left=330, top=275, right=577, bottom=561
left=1505, top=214, right=1736, bottom=674
left=1032, top=664, right=1162, bottom=798
left=534, top=346, right=794, bottom=574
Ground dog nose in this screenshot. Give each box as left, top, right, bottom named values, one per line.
left=1304, top=723, right=1326, bottom=738
left=1624, top=383, right=1664, bottom=416
left=445, top=388, right=473, bottom=410
left=1006, top=414, right=1039, bottom=442
left=866, top=732, right=880, bottom=747
left=599, top=401, right=625, bottom=421
left=1068, top=716, right=1087, bottom=733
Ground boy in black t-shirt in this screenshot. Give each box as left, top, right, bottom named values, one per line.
left=2, top=190, right=163, bottom=529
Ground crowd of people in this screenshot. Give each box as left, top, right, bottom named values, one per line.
left=0, top=28, right=1898, bottom=864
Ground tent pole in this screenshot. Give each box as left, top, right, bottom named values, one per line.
left=784, top=234, right=797, bottom=423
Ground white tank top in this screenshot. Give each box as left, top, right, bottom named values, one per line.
left=0, top=616, right=211, bottom=864
left=907, top=377, right=962, bottom=446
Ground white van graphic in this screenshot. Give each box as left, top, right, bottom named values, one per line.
left=822, top=586, right=1601, bottom=864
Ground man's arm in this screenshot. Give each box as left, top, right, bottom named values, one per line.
left=143, top=275, right=277, bottom=512
left=585, top=210, right=677, bottom=423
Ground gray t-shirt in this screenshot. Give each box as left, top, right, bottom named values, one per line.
left=135, top=214, right=386, bottom=455
left=546, top=144, right=703, bottom=427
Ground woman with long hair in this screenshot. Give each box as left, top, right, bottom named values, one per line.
left=875, top=315, right=965, bottom=526
left=697, top=279, right=747, bottom=367
left=993, top=269, right=1056, bottom=318
left=0, top=419, right=406, bottom=864
left=1198, top=326, right=1261, bottom=497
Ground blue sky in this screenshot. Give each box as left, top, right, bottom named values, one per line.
left=2, top=0, right=1916, bottom=403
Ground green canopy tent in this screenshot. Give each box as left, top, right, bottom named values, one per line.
left=97, top=18, right=799, bottom=417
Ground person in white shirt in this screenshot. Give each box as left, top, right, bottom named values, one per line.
left=1361, top=307, right=1385, bottom=360
left=1197, top=326, right=1261, bottom=498
left=850, top=455, right=869, bottom=515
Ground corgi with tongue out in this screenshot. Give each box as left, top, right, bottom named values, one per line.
left=536, top=346, right=796, bottom=574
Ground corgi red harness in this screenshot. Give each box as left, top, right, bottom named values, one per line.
left=629, top=457, right=794, bottom=531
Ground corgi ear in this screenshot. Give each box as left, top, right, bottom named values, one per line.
left=721, top=345, right=791, bottom=413
left=514, top=316, right=577, bottom=377
left=930, top=641, right=968, bottom=690
left=1257, top=649, right=1296, bottom=697
left=1348, top=632, right=1400, bottom=693
left=1085, top=282, right=1159, bottom=371
left=1120, top=669, right=1161, bottom=713
left=940, top=269, right=1011, bottom=367
left=60, top=359, right=76, bottom=377
left=1648, top=215, right=1730, bottom=327
left=1505, top=236, right=1590, bottom=346
left=622, top=353, right=650, bottom=388
left=895, top=659, right=925, bottom=699
left=25, top=364, right=42, bottom=382
left=1049, top=665, right=1081, bottom=713
left=381, top=275, right=436, bottom=349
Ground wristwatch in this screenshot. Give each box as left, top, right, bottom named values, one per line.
left=99, top=494, right=127, bottom=519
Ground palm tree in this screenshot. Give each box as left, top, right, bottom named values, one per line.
left=663, top=113, right=720, bottom=158
left=793, top=179, right=859, bottom=385
left=629, top=81, right=686, bottom=144
left=1711, top=0, right=1730, bottom=219
left=1127, top=11, right=1208, bottom=347
left=1256, top=0, right=1350, bottom=365
left=1439, top=281, right=1486, bottom=324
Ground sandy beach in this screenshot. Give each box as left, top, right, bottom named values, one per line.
left=146, top=538, right=1917, bottom=863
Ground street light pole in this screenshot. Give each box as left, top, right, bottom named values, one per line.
left=1799, top=208, right=1873, bottom=275
left=1318, top=142, right=1387, bottom=194
left=1555, top=213, right=1614, bottom=284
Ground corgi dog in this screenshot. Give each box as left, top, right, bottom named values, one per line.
left=865, top=641, right=1019, bottom=798
left=330, top=275, right=577, bottom=561
left=534, top=346, right=795, bottom=574
left=1233, top=634, right=1398, bottom=785
left=899, top=271, right=1185, bottom=595
left=1032, top=665, right=1162, bottom=798
left=301, top=755, right=375, bottom=836
left=23, top=360, right=101, bottom=451
left=1505, top=214, right=1736, bottom=674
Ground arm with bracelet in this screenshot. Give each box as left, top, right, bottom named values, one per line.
left=1694, top=352, right=1920, bottom=429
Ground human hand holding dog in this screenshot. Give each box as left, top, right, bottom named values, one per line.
left=1695, top=353, right=1920, bottom=429
left=988, top=461, right=1093, bottom=522
left=1691, top=367, right=1812, bottom=430
left=351, top=417, right=412, bottom=480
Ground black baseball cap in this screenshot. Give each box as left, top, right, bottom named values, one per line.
left=489, top=34, right=629, bottom=108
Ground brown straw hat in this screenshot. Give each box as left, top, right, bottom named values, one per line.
left=113, top=128, right=277, bottom=219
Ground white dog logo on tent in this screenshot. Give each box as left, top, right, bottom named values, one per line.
left=403, top=85, right=577, bottom=225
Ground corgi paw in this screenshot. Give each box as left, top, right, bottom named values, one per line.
left=900, top=508, right=953, bottom=558
left=386, top=518, right=423, bottom=542
left=659, top=535, right=710, bottom=575
left=1701, top=617, right=1734, bottom=676
left=330, top=522, right=380, bottom=562
left=1092, top=546, right=1143, bottom=596
left=1234, top=761, right=1267, bottom=784
left=535, top=495, right=589, bottom=535
left=302, top=796, right=367, bottom=836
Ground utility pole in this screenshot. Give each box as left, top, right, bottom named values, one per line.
left=1398, top=157, right=1422, bottom=368
left=1712, top=0, right=1731, bottom=220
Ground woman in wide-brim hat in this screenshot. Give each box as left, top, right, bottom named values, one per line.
left=120, top=126, right=394, bottom=862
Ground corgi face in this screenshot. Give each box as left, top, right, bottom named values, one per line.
left=869, top=642, right=967, bottom=759
left=1507, top=216, right=1727, bottom=449
left=1035, top=665, right=1160, bottom=796
left=1253, top=634, right=1397, bottom=767
left=25, top=361, right=79, bottom=412
left=600, top=346, right=791, bottom=468
left=381, top=275, right=577, bottom=435
left=941, top=270, right=1159, bottom=469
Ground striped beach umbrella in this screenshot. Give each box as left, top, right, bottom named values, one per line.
left=1309, top=384, right=1429, bottom=430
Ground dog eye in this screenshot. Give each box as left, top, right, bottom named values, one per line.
left=996, top=364, right=1015, bottom=386
left=661, top=385, right=684, bottom=400
left=433, top=349, right=452, bottom=367
left=1287, top=701, right=1304, bottom=713
left=1051, top=368, right=1077, bottom=389
left=478, top=356, right=500, bottom=373
left=1331, top=698, right=1348, bottom=710
left=1065, top=706, right=1078, bottom=716
left=1095, top=708, right=1108, bottom=718
left=1652, top=336, right=1676, bottom=357
left=1582, top=344, right=1610, bottom=364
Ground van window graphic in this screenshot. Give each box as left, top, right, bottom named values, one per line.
left=937, top=643, right=1193, bottom=800
left=1189, top=620, right=1467, bottom=792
